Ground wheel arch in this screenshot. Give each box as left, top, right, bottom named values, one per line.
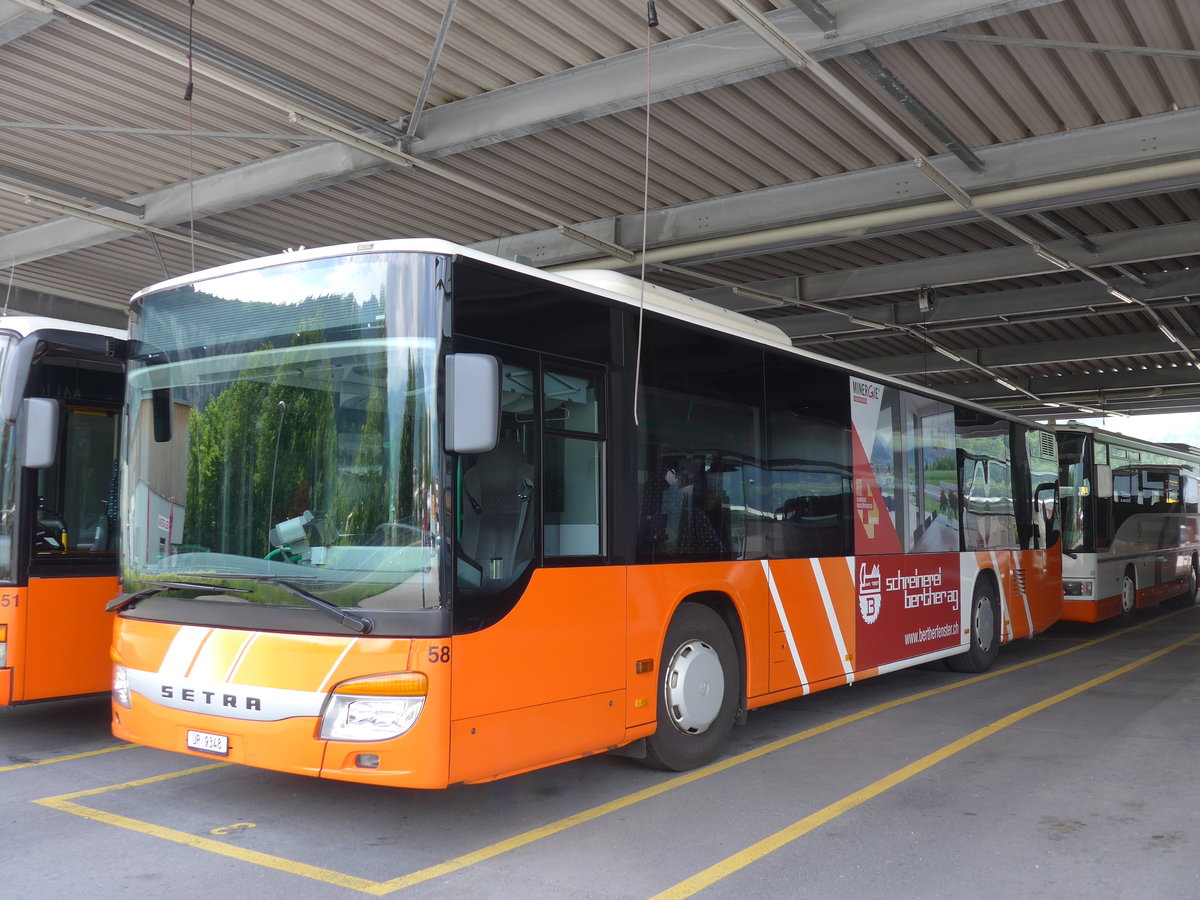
left=674, top=591, right=748, bottom=723
left=969, top=564, right=1001, bottom=633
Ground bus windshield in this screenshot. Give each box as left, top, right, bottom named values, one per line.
left=123, top=251, right=446, bottom=616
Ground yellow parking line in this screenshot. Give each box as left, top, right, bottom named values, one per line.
left=35, top=763, right=383, bottom=894
left=370, top=612, right=1178, bottom=892
left=652, top=632, right=1199, bottom=899
left=0, top=743, right=133, bottom=773
left=31, top=611, right=1184, bottom=896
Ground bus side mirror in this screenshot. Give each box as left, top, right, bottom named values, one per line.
left=20, top=397, right=59, bottom=469
left=445, top=354, right=499, bottom=454
left=1094, top=464, right=1113, bottom=499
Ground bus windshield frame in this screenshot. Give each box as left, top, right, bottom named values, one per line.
left=120, top=251, right=451, bottom=638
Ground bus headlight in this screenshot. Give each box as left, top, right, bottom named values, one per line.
left=319, top=672, right=428, bottom=742
left=113, top=664, right=131, bottom=708
left=1064, top=578, right=1094, bottom=598
left=0, top=624, right=7, bottom=668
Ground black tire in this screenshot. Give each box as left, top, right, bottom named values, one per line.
left=644, top=604, right=738, bottom=771
left=1176, top=561, right=1198, bottom=607
left=1119, top=568, right=1137, bottom=620
left=947, top=578, right=1000, bottom=674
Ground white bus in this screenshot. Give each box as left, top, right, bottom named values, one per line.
left=1057, top=423, right=1200, bottom=621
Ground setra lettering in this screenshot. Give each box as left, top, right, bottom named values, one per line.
left=160, top=684, right=262, bottom=711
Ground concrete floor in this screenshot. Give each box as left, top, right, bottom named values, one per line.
left=3, top=604, right=1197, bottom=899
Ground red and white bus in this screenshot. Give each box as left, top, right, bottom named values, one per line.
left=1057, top=423, right=1200, bottom=622
left=0, top=316, right=125, bottom=704
left=110, top=241, right=1062, bottom=787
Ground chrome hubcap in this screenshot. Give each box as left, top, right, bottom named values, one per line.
left=975, top=596, right=995, bottom=652
left=664, top=639, right=724, bottom=734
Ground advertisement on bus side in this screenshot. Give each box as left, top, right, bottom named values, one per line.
left=856, top=553, right=962, bottom=668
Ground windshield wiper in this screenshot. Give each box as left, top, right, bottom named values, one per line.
left=270, top=579, right=374, bottom=634
left=108, top=573, right=374, bottom=634
left=185, top=572, right=374, bottom=635
left=106, top=580, right=253, bottom=612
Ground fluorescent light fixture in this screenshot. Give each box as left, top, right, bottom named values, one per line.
left=995, top=378, right=1020, bottom=392
left=1043, top=402, right=1062, bottom=408
left=847, top=316, right=887, bottom=330
left=1034, top=246, right=1072, bottom=270
left=933, top=345, right=964, bottom=363
left=1108, top=288, right=1136, bottom=304
left=1159, top=323, right=1181, bottom=345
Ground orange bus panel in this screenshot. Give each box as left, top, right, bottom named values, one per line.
left=15, top=577, right=116, bottom=703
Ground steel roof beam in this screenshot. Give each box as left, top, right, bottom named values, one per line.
left=492, top=107, right=1200, bottom=266
left=868, top=332, right=1195, bottom=376
left=926, top=31, right=1200, bottom=61
left=417, top=0, right=1064, bottom=158
left=791, top=3, right=983, bottom=172
left=0, top=275, right=127, bottom=321
left=773, top=268, right=1200, bottom=338
left=693, top=219, right=1200, bottom=311
left=0, top=0, right=92, bottom=45
left=0, top=162, right=144, bottom=216
left=942, top=367, right=1200, bottom=405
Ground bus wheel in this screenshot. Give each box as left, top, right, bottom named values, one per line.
left=1120, top=569, right=1137, bottom=619
left=947, top=579, right=1000, bottom=673
left=1178, top=562, right=1198, bottom=607
left=645, top=604, right=738, bottom=771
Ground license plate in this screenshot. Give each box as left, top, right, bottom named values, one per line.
left=186, top=729, right=229, bottom=757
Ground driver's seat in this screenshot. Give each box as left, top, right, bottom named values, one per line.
left=458, top=439, right=534, bottom=592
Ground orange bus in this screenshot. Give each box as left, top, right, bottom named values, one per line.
left=1057, top=423, right=1200, bottom=622
left=0, top=316, right=125, bottom=704
left=110, top=241, right=1062, bottom=787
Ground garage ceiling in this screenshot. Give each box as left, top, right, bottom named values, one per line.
left=2, top=0, right=1199, bottom=418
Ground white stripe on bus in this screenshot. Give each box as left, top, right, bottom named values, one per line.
left=810, top=558, right=853, bottom=683
left=761, top=560, right=808, bottom=694
left=159, top=626, right=209, bottom=678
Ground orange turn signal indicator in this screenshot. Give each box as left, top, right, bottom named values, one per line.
left=331, top=672, right=428, bottom=696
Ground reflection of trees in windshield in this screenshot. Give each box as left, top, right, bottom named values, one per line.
left=184, top=332, right=337, bottom=558
left=181, top=333, right=427, bottom=563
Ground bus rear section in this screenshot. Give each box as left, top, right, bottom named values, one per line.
left=111, top=242, right=1063, bottom=788
left=1057, top=425, right=1200, bottom=622
left=0, top=317, right=124, bottom=705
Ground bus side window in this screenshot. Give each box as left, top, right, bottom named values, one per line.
left=542, top=367, right=604, bottom=558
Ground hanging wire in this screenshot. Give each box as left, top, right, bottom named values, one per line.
left=632, top=1, right=659, bottom=427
